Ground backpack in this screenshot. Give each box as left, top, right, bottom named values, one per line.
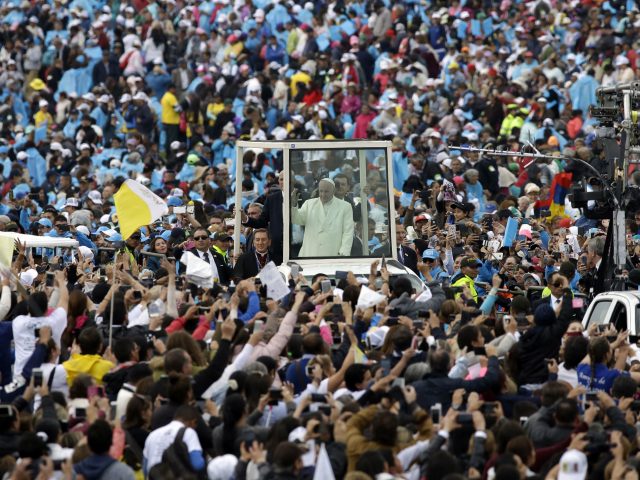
left=123, top=430, right=143, bottom=471
left=161, top=427, right=201, bottom=480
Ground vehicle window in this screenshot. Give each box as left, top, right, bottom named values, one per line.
left=609, top=301, right=627, bottom=332
left=587, top=300, right=612, bottom=327
left=288, top=147, right=392, bottom=260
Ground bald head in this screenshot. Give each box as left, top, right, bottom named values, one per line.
left=318, top=178, right=335, bottom=204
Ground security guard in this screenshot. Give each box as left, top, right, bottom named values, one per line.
left=451, top=257, right=481, bottom=303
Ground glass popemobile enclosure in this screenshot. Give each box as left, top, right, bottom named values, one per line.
left=234, top=140, right=399, bottom=276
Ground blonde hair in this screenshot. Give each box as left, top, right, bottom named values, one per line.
left=307, top=354, right=334, bottom=377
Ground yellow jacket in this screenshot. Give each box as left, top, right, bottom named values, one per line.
left=451, top=274, right=478, bottom=303
left=34, top=110, right=53, bottom=129
left=160, top=91, right=180, bottom=125
left=63, top=353, right=114, bottom=385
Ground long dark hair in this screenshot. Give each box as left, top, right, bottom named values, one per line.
left=221, top=393, right=246, bottom=455
left=588, top=337, right=610, bottom=389
left=123, top=395, right=151, bottom=430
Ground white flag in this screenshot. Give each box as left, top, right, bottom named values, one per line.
left=356, top=285, right=387, bottom=309
left=313, top=443, right=335, bottom=480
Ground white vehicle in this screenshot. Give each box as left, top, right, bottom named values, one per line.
left=581, top=291, right=640, bottom=335
left=233, top=140, right=433, bottom=286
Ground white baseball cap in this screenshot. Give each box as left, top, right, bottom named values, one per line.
left=557, top=449, right=587, bottom=480
left=64, top=197, right=79, bottom=208
left=76, top=228, right=91, bottom=239
left=88, top=190, right=103, bottom=205
left=20, top=269, right=38, bottom=287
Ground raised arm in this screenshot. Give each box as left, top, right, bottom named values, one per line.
left=55, top=270, right=69, bottom=312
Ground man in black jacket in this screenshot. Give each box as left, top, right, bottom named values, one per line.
left=396, top=224, right=419, bottom=275
left=233, top=229, right=271, bottom=281
left=240, top=176, right=284, bottom=265
left=182, top=227, right=231, bottom=284
left=411, top=343, right=501, bottom=411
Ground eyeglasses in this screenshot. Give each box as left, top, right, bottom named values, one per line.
left=194, top=236, right=209, bottom=241
left=552, top=282, right=564, bottom=288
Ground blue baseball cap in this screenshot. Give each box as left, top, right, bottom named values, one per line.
left=37, top=218, right=53, bottom=228
left=422, top=249, right=439, bottom=260
left=167, top=196, right=183, bottom=207
left=92, top=225, right=110, bottom=235
left=106, top=233, right=123, bottom=242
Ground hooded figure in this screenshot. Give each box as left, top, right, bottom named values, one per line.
left=515, top=292, right=575, bottom=387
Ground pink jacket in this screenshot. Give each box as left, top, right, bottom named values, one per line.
left=249, top=311, right=297, bottom=361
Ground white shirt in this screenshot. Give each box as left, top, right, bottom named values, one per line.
left=127, top=304, right=150, bottom=328
left=143, top=420, right=202, bottom=472
left=116, top=383, right=136, bottom=423
left=33, top=363, right=68, bottom=411
left=12, top=308, right=66, bottom=376
left=549, top=294, right=562, bottom=307
left=333, top=387, right=366, bottom=401
left=558, top=363, right=579, bottom=388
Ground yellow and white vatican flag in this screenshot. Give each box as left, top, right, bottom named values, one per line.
left=113, top=180, right=168, bottom=239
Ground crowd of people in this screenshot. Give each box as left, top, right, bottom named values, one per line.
left=4, top=0, right=640, bottom=479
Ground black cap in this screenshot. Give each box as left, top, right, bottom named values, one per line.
left=35, top=418, right=61, bottom=444
left=211, top=231, right=231, bottom=242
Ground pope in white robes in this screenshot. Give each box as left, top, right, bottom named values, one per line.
left=291, top=178, right=355, bottom=257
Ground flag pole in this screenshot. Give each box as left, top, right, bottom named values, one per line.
left=108, top=243, right=118, bottom=348
left=109, top=220, right=123, bottom=348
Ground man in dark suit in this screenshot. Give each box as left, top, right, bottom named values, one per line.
left=182, top=227, right=232, bottom=285
left=240, top=176, right=284, bottom=265
left=396, top=223, right=419, bottom=275
left=532, top=272, right=569, bottom=312
left=233, top=229, right=271, bottom=281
